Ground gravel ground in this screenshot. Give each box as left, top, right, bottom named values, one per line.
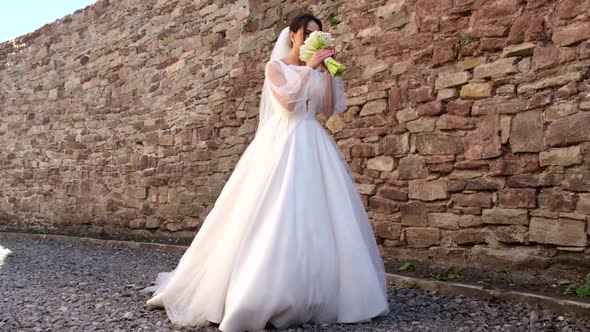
left=1, top=237, right=589, bottom=332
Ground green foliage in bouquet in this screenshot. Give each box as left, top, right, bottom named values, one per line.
left=299, top=31, right=346, bottom=77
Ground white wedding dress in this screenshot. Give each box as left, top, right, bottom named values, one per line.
left=144, top=59, right=390, bottom=331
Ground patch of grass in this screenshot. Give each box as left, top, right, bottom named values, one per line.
left=431, top=266, right=462, bottom=282
left=329, top=16, right=342, bottom=29
left=241, top=18, right=254, bottom=33
left=496, top=268, right=515, bottom=285
left=456, top=34, right=470, bottom=46
left=157, top=30, right=172, bottom=40
left=398, top=261, right=415, bottom=272
left=564, top=273, right=590, bottom=298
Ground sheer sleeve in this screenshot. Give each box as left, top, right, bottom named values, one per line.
left=331, top=76, right=347, bottom=114
left=265, top=60, right=313, bottom=113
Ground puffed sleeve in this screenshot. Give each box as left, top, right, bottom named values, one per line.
left=331, top=76, right=347, bottom=114
left=265, top=60, right=313, bottom=113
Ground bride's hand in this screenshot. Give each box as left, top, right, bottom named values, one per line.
left=326, top=46, right=336, bottom=59
left=306, top=47, right=333, bottom=70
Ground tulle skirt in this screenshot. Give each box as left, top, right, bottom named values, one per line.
left=144, top=115, right=390, bottom=332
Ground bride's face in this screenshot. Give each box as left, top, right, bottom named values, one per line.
left=290, top=21, right=321, bottom=53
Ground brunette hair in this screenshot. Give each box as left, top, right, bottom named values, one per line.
left=288, top=13, right=322, bottom=47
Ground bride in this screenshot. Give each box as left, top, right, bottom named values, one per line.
left=144, top=13, right=390, bottom=332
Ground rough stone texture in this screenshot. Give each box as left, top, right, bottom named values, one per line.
left=416, top=101, right=443, bottom=116
left=408, top=179, right=448, bottom=201
left=577, top=194, right=590, bottom=215
left=494, top=225, right=529, bottom=244
left=545, top=103, right=579, bottom=122
left=326, top=114, right=346, bottom=133
left=473, top=58, right=518, bottom=79
left=563, top=169, right=590, bottom=192
left=532, top=46, right=577, bottom=71
left=398, top=155, right=428, bottom=180
left=374, top=222, right=402, bottom=240
left=482, top=209, right=529, bottom=226
left=414, top=133, right=462, bottom=155
left=509, top=110, right=545, bottom=153
left=405, top=227, right=441, bottom=248
left=547, top=112, right=590, bottom=147
left=376, top=186, right=408, bottom=202
left=539, top=146, right=582, bottom=167
left=435, top=71, right=471, bottom=89
left=529, top=217, right=587, bottom=247
left=447, top=99, right=472, bottom=116
left=428, top=213, right=482, bottom=230
left=463, top=114, right=502, bottom=160
left=436, top=114, right=475, bottom=130
left=453, top=192, right=492, bottom=208
left=367, top=156, right=395, bottom=172
left=517, top=72, right=582, bottom=95
left=396, top=107, right=419, bottom=123
left=447, top=229, right=491, bottom=245
left=407, top=117, right=437, bottom=133
left=1, top=0, right=589, bottom=268
left=360, top=99, right=387, bottom=116
left=507, top=172, right=563, bottom=188
left=428, top=213, right=460, bottom=230
left=502, top=42, right=536, bottom=57
left=538, top=189, right=577, bottom=212
left=437, top=88, right=458, bottom=101
left=383, top=134, right=409, bottom=156
left=460, top=82, right=493, bottom=99
left=552, top=22, right=590, bottom=47
left=498, top=188, right=536, bottom=209
left=490, top=154, right=539, bottom=176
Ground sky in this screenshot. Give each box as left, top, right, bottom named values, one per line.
left=0, top=0, right=97, bottom=43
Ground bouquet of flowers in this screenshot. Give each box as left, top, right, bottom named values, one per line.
left=299, top=31, right=346, bottom=77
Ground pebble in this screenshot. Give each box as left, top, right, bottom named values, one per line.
left=1, top=237, right=589, bottom=331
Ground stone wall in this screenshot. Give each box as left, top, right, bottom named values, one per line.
left=1, top=0, right=589, bottom=269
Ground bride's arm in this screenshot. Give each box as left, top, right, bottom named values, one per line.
left=321, top=72, right=335, bottom=117
left=266, top=61, right=313, bottom=113
left=322, top=73, right=347, bottom=117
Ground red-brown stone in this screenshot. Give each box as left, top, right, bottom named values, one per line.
left=509, top=14, right=545, bottom=44
left=510, top=110, right=545, bottom=153
left=415, top=133, right=463, bottom=155
left=382, top=134, right=408, bottom=156
left=555, top=0, right=590, bottom=19
left=409, top=87, right=433, bottom=104
left=563, top=169, right=590, bottom=192
left=547, top=112, right=590, bottom=147
left=398, top=155, right=428, bottom=180
left=498, top=188, right=537, bottom=208
left=377, top=185, right=409, bottom=201
left=388, top=86, right=403, bottom=111
left=433, top=40, right=457, bottom=65
left=351, top=144, right=376, bottom=158
left=552, top=22, right=590, bottom=46
left=490, top=154, right=540, bottom=176
left=453, top=192, right=493, bottom=208
left=405, top=227, right=441, bottom=248
left=417, top=101, right=443, bottom=116
left=447, top=99, right=472, bottom=116
left=463, top=114, right=502, bottom=160
left=532, top=46, right=577, bottom=71
left=538, top=189, right=577, bottom=212
left=374, top=222, right=402, bottom=240
left=409, top=179, right=449, bottom=201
